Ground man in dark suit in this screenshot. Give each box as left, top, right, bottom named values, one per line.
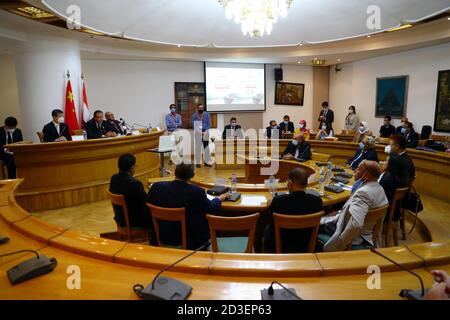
left=264, top=168, right=323, bottom=253
left=395, top=116, right=408, bottom=134
left=222, top=117, right=243, bottom=139
left=278, top=115, right=295, bottom=135
left=403, top=122, right=419, bottom=148
left=318, top=101, right=334, bottom=130
left=85, top=110, right=117, bottom=139
left=104, top=112, right=126, bottom=135
left=379, top=115, right=396, bottom=138
left=42, top=109, right=72, bottom=143
left=347, top=136, right=379, bottom=170
left=386, top=134, right=416, bottom=183
left=146, top=163, right=229, bottom=249
left=281, top=133, right=311, bottom=160
left=109, top=154, right=156, bottom=245
left=266, top=120, right=280, bottom=139
left=0, top=117, right=23, bottom=179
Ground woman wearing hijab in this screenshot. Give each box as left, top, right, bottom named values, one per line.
left=294, top=119, right=311, bottom=140
left=353, top=121, right=373, bottom=143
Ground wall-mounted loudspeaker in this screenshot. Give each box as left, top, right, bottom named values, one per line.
left=275, top=68, right=283, bottom=82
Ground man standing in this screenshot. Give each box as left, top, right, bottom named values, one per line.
left=42, top=109, right=72, bottom=143
left=222, top=117, right=243, bottom=139
left=318, top=101, right=334, bottom=130
left=85, top=110, right=117, bottom=139
left=165, top=104, right=182, bottom=133
left=379, top=115, right=396, bottom=138
left=191, top=104, right=212, bottom=167
left=104, top=112, right=126, bottom=135
left=0, top=117, right=23, bottom=179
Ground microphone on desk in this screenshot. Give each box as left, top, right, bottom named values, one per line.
left=133, top=240, right=211, bottom=300
left=0, top=249, right=57, bottom=285
left=370, top=248, right=426, bottom=299
left=261, top=281, right=302, bottom=300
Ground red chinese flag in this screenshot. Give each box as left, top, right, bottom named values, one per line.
left=64, top=79, right=80, bottom=134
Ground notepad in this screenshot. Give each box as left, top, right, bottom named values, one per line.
left=158, top=135, right=176, bottom=152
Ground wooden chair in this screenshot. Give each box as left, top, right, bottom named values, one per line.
left=146, top=203, right=187, bottom=249
left=345, top=204, right=389, bottom=250
left=325, top=137, right=338, bottom=141
left=0, top=160, right=8, bottom=179
left=377, top=137, right=390, bottom=145
left=206, top=213, right=260, bottom=253
left=105, top=189, right=149, bottom=243
left=273, top=211, right=324, bottom=253
left=36, top=132, right=44, bottom=143
left=312, top=152, right=331, bottom=162
left=383, top=187, right=410, bottom=247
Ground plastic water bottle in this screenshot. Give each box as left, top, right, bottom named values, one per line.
left=231, top=173, right=237, bottom=194
left=269, top=175, right=277, bottom=197
left=82, top=130, right=87, bottom=140
left=319, top=167, right=325, bottom=194
left=148, top=123, right=152, bottom=133
left=327, top=159, right=333, bottom=183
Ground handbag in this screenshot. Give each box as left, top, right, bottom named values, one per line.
left=403, top=186, right=423, bottom=214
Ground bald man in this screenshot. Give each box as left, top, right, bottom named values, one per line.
left=280, top=133, right=311, bottom=161
left=322, top=160, right=388, bottom=252
left=396, top=116, right=409, bottom=135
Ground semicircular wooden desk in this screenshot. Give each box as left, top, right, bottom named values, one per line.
left=1, top=139, right=449, bottom=299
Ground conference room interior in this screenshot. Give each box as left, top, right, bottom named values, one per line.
left=0, top=0, right=449, bottom=302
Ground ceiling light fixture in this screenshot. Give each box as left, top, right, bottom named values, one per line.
left=218, top=0, right=293, bottom=38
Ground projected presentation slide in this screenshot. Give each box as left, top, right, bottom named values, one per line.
left=205, top=62, right=265, bottom=112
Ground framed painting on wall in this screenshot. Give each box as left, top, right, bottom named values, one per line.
left=274, top=82, right=305, bottom=106
left=375, top=76, right=409, bottom=118
left=434, top=69, right=450, bottom=133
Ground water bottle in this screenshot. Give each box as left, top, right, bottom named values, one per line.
left=269, top=175, right=277, bottom=197
left=327, top=159, right=333, bottom=184
left=82, top=130, right=87, bottom=141
left=148, top=123, right=152, bottom=133
left=230, top=173, right=237, bottom=194
left=319, top=166, right=325, bottom=194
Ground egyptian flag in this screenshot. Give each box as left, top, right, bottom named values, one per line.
left=81, top=76, right=90, bottom=127
left=64, top=78, right=80, bottom=134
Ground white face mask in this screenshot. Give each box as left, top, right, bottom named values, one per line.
left=299, top=124, right=304, bottom=129
left=385, top=145, right=392, bottom=154
left=321, top=125, right=327, bottom=130
left=359, top=126, right=365, bottom=133
left=7, top=128, right=15, bottom=134
left=57, top=117, right=65, bottom=124
left=292, top=139, right=298, bottom=146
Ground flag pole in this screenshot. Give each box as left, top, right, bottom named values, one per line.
left=67, top=70, right=70, bottom=79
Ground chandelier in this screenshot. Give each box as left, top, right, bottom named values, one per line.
left=218, top=0, right=293, bottom=38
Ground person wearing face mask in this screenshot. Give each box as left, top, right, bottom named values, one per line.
left=263, top=168, right=323, bottom=253
left=353, top=121, right=373, bottom=143
left=279, top=115, right=295, bottom=136
left=402, top=121, right=419, bottom=148
left=191, top=104, right=212, bottom=167
left=315, top=122, right=334, bottom=140
left=318, top=101, right=334, bottom=130
left=42, top=109, right=72, bottom=143
left=346, top=136, right=379, bottom=170
left=222, top=117, right=243, bottom=139
left=321, top=160, right=388, bottom=252
left=265, top=120, right=280, bottom=139
left=294, top=120, right=311, bottom=140
left=395, top=116, right=409, bottom=135
left=0, top=117, right=23, bottom=179
left=344, top=105, right=360, bottom=131
left=385, top=134, right=415, bottom=184
left=281, top=133, right=311, bottom=161
left=379, top=115, right=396, bottom=138
left=165, top=104, right=182, bottom=133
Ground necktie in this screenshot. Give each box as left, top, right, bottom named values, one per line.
left=7, top=132, right=12, bottom=144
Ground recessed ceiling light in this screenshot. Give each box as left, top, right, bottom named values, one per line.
left=448, top=17, right=450, bottom=20
left=299, top=43, right=303, bottom=46
left=314, top=57, right=317, bottom=60
left=337, top=59, right=341, bottom=62
left=367, top=35, right=371, bottom=38
left=177, top=44, right=181, bottom=48
left=297, top=61, right=302, bottom=64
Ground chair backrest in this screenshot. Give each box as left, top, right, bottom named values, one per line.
left=206, top=213, right=260, bottom=253
left=346, top=204, right=389, bottom=250
left=385, top=187, right=410, bottom=227
left=146, top=203, right=187, bottom=249
left=72, top=129, right=84, bottom=136
left=420, top=125, right=432, bottom=140
left=342, top=130, right=356, bottom=136
left=36, top=132, right=44, bottom=143
left=105, top=189, right=132, bottom=240
left=273, top=211, right=324, bottom=253
left=312, top=152, right=331, bottom=162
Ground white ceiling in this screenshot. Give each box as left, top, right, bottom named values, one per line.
left=41, top=0, right=450, bottom=48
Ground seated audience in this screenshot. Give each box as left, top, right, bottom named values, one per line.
left=347, top=136, right=378, bottom=170
left=104, top=112, right=126, bottom=135
left=385, top=134, right=416, bottom=184
left=165, top=104, right=182, bottom=133
left=322, top=160, right=388, bottom=252
left=396, top=116, right=408, bottom=134
left=378, top=154, right=409, bottom=223
left=353, top=121, right=373, bottom=143
left=42, top=109, right=72, bottom=143
left=344, top=105, right=360, bottom=131
left=423, top=270, right=450, bottom=300
left=379, top=115, right=396, bottom=138
left=402, top=121, right=419, bottom=148
left=294, top=120, right=311, bottom=140
left=0, top=117, right=23, bottom=179
left=222, top=117, right=244, bottom=139
left=316, top=122, right=334, bottom=140
left=146, top=162, right=229, bottom=249
left=265, top=120, right=280, bottom=139
left=281, top=133, right=311, bottom=161
left=85, top=110, right=116, bottom=139
left=109, top=154, right=156, bottom=244
left=264, top=168, right=323, bottom=253
left=279, top=115, right=295, bottom=135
